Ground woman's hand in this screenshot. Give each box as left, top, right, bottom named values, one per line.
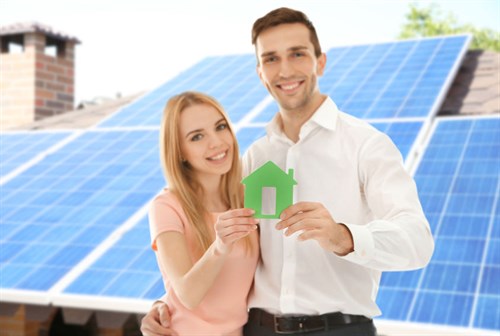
left=214, top=208, right=258, bottom=255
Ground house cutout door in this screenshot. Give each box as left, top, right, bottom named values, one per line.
left=261, top=187, right=276, bottom=216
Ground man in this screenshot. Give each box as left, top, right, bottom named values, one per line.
left=141, top=7, right=434, bottom=336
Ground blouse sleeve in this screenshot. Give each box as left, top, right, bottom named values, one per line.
left=149, top=194, right=185, bottom=251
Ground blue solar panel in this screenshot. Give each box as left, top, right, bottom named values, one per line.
left=370, top=121, right=424, bottom=159
left=98, top=55, right=270, bottom=127
left=324, top=35, right=470, bottom=119
left=62, top=217, right=162, bottom=302
left=98, top=35, right=470, bottom=128
left=4, top=35, right=491, bottom=334
left=0, top=131, right=70, bottom=178
left=377, top=116, right=500, bottom=330
left=0, top=129, right=165, bottom=294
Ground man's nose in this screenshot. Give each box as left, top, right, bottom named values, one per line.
left=279, top=59, right=294, bottom=78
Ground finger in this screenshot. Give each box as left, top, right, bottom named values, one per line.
left=218, top=208, right=255, bottom=220
left=276, top=208, right=323, bottom=230
left=283, top=219, right=320, bottom=236
left=297, top=229, right=324, bottom=242
left=219, top=216, right=259, bottom=227
left=141, top=320, right=171, bottom=336
left=223, top=230, right=253, bottom=241
left=279, top=201, right=322, bottom=220
left=158, top=304, right=172, bottom=327
left=218, top=225, right=258, bottom=238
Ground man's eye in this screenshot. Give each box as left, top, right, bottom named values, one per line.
left=191, top=134, right=203, bottom=141
left=264, top=57, right=276, bottom=64
left=293, top=52, right=304, bottom=58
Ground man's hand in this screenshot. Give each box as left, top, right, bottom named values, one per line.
left=140, top=300, right=178, bottom=336
left=276, top=201, right=354, bottom=256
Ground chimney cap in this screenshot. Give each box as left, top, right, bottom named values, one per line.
left=0, top=21, right=81, bottom=44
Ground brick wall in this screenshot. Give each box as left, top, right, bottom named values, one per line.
left=0, top=32, right=76, bottom=130
left=0, top=38, right=36, bottom=130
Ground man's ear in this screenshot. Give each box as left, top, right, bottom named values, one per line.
left=257, top=64, right=265, bottom=84
left=317, top=53, right=327, bottom=76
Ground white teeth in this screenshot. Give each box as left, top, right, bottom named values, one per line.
left=281, top=82, right=299, bottom=90
left=209, top=152, right=226, bottom=160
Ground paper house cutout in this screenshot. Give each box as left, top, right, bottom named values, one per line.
left=242, top=161, right=297, bottom=219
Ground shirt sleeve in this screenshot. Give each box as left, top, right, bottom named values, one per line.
left=149, top=196, right=185, bottom=251
left=342, top=132, right=434, bottom=271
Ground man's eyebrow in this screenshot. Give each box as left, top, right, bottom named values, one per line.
left=260, top=51, right=276, bottom=58
left=289, top=46, right=308, bottom=52
left=260, top=46, right=309, bottom=58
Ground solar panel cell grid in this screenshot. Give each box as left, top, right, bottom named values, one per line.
left=6, top=35, right=495, bottom=333
left=377, top=116, right=500, bottom=330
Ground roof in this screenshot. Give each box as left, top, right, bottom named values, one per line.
left=13, top=92, right=145, bottom=130
left=438, top=50, right=500, bottom=116
left=0, top=21, right=81, bottom=44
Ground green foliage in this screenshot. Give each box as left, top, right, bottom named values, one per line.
left=399, top=3, right=500, bottom=52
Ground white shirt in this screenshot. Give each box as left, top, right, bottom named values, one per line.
left=242, top=97, right=434, bottom=317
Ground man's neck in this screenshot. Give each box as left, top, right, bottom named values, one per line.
left=280, top=94, right=327, bottom=142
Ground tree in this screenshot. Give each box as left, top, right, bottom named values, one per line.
left=399, top=3, right=500, bottom=52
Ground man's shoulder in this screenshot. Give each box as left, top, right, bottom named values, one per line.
left=336, top=110, right=381, bottom=137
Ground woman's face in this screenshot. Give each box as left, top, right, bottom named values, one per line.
left=178, top=103, right=234, bottom=180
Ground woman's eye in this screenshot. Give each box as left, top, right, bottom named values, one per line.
left=191, top=134, right=203, bottom=141
left=217, top=123, right=228, bottom=131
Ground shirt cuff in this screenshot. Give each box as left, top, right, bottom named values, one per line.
left=341, top=223, right=375, bottom=264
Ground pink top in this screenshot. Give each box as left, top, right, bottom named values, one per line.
left=149, top=189, right=259, bottom=336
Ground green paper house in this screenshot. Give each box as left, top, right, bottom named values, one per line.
left=242, top=161, right=297, bottom=219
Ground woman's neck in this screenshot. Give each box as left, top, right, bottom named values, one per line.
left=197, top=174, right=227, bottom=212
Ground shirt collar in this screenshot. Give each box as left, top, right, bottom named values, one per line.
left=309, top=96, right=338, bottom=132
left=266, top=96, right=339, bottom=139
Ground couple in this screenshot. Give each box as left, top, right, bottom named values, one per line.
left=144, top=7, right=434, bottom=336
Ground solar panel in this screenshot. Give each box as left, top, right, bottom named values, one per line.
left=97, top=35, right=470, bottom=128
left=51, top=216, right=163, bottom=312
left=0, top=131, right=71, bottom=178
left=3, top=35, right=489, bottom=334
left=370, top=120, right=424, bottom=159
left=98, top=55, right=270, bottom=128
left=376, top=115, right=500, bottom=331
left=323, top=35, right=469, bottom=120
left=0, top=129, right=165, bottom=302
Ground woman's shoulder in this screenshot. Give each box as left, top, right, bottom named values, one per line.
left=151, top=188, right=182, bottom=211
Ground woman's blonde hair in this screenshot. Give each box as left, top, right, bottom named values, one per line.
left=160, top=91, right=251, bottom=253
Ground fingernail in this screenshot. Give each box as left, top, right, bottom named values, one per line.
left=275, top=223, right=281, bottom=230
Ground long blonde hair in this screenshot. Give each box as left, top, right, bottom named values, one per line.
left=159, top=91, right=251, bottom=253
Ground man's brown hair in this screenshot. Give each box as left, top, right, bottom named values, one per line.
left=251, top=7, right=322, bottom=57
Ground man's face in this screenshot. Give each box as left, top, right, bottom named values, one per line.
left=255, top=23, right=326, bottom=113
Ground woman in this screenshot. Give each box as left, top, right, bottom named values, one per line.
left=149, top=91, right=259, bottom=335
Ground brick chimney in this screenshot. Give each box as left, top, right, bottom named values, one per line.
left=0, top=22, right=80, bottom=130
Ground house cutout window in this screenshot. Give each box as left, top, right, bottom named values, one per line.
left=261, top=187, right=276, bottom=216
left=242, top=161, right=297, bottom=219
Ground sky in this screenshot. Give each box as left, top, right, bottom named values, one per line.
left=1, top=0, right=499, bottom=105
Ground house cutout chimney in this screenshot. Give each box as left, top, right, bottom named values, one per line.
left=0, top=22, right=81, bottom=130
